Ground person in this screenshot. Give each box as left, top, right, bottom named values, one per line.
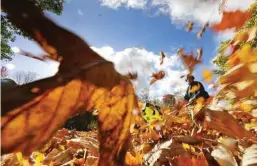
left=142, top=103, right=163, bottom=124
left=183, top=75, right=210, bottom=136
left=184, top=75, right=210, bottom=102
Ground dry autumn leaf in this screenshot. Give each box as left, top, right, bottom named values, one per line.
left=181, top=53, right=201, bottom=74
left=219, top=62, right=257, bottom=98
left=197, top=22, right=209, bottom=39
left=177, top=48, right=185, bottom=56
left=212, top=10, right=253, bottom=32
left=204, top=108, right=255, bottom=139
left=219, top=0, right=228, bottom=13
left=197, top=48, right=203, bottom=61
left=160, top=51, right=166, bottom=65
left=227, top=44, right=257, bottom=68
left=202, top=69, right=213, bottom=83
left=2, top=1, right=138, bottom=166
left=186, top=21, right=194, bottom=32
left=150, top=71, right=165, bottom=85
left=231, top=26, right=257, bottom=45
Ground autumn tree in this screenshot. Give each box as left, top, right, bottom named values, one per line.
left=12, top=71, right=38, bottom=85
left=138, top=88, right=150, bottom=103
left=1, top=0, right=65, bottom=60
left=213, top=2, right=257, bottom=76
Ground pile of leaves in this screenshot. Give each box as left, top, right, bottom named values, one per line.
left=1, top=0, right=257, bottom=166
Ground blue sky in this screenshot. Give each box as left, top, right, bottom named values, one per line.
left=4, top=0, right=254, bottom=98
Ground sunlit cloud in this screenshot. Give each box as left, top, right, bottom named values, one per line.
left=6, top=63, right=16, bottom=70
left=11, top=47, right=20, bottom=54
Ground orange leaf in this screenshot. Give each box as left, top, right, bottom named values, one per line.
left=212, top=10, right=253, bottom=32
left=150, top=71, right=165, bottom=85
left=181, top=53, right=201, bottom=73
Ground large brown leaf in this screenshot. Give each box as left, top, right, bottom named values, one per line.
left=1, top=0, right=138, bottom=165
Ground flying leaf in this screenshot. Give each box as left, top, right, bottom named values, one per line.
left=181, top=53, right=201, bottom=74
left=197, top=22, right=209, bottom=39
left=204, top=108, right=255, bottom=138
left=150, top=71, right=165, bottom=85
left=231, top=27, right=257, bottom=45
left=219, top=62, right=257, bottom=98
left=177, top=48, right=184, bottom=56
left=219, top=0, right=228, bottom=13
left=227, top=44, right=257, bottom=68
left=160, top=51, right=165, bottom=65
left=125, top=72, right=138, bottom=80
left=197, top=48, right=203, bottom=61
left=2, top=1, right=138, bottom=166
left=186, top=21, right=194, bottom=32
left=212, top=10, right=253, bottom=32
left=202, top=69, right=213, bottom=83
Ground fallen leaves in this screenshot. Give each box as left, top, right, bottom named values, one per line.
left=212, top=10, right=253, bottom=32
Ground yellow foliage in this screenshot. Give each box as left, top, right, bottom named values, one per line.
left=227, top=44, right=257, bottom=68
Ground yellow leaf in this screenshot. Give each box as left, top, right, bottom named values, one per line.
left=202, top=69, right=213, bottom=83
left=240, top=103, right=254, bottom=112
left=35, top=152, right=44, bottom=163
left=227, top=44, right=257, bottom=68
left=182, top=143, right=190, bottom=150
left=16, top=152, right=23, bottom=163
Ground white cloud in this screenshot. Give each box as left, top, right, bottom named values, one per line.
left=215, top=29, right=235, bottom=42
left=6, top=63, right=16, bottom=70
left=91, top=46, right=188, bottom=97
left=100, top=0, right=147, bottom=9
left=100, top=0, right=254, bottom=25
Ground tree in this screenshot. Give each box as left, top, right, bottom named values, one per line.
left=12, top=71, right=38, bottom=85
left=1, top=0, right=65, bottom=61
left=138, top=88, right=150, bottom=103
left=212, top=40, right=230, bottom=76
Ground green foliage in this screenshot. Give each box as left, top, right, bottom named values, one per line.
left=213, top=41, right=230, bottom=75
left=1, top=0, right=65, bottom=60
